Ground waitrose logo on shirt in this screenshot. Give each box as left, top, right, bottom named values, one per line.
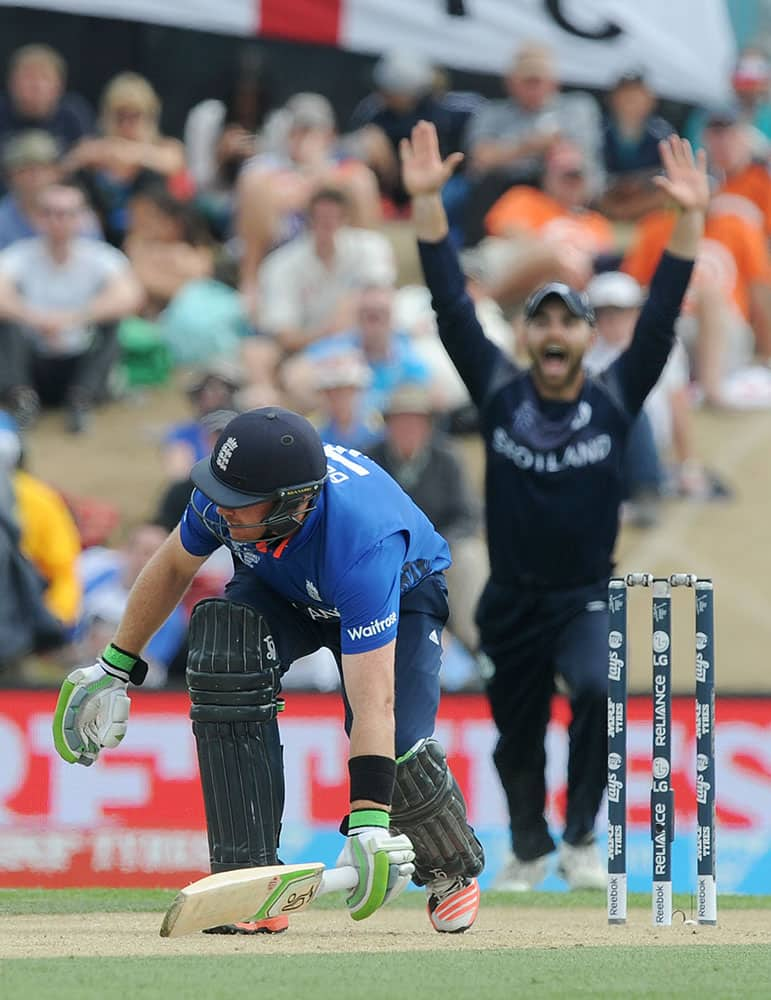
left=346, top=612, right=398, bottom=642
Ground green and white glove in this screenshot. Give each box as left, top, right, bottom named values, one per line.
left=52, top=643, right=147, bottom=766
left=335, top=809, right=415, bottom=921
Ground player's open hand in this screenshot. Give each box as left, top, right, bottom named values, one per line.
left=400, top=120, right=464, bottom=198
left=652, top=135, right=709, bottom=214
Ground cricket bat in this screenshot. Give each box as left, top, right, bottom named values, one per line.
left=159, top=862, right=358, bottom=938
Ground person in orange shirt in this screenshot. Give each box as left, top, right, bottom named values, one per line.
left=481, top=142, right=615, bottom=305
left=622, top=206, right=771, bottom=404
left=702, top=106, right=771, bottom=235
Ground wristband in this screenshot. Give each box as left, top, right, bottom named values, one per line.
left=348, top=754, right=396, bottom=808
left=101, top=642, right=148, bottom=686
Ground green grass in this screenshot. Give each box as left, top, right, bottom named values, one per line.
left=2, top=890, right=770, bottom=999
left=2, top=949, right=771, bottom=1000
left=1, top=886, right=770, bottom=915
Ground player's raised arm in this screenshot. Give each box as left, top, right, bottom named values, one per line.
left=613, top=136, right=708, bottom=414
left=402, top=121, right=504, bottom=406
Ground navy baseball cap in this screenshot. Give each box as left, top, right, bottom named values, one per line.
left=524, top=282, right=596, bottom=324
left=191, top=407, right=328, bottom=508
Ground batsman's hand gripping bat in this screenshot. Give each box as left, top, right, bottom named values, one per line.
left=160, top=862, right=358, bottom=938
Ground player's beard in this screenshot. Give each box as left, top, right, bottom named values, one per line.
left=529, top=346, right=585, bottom=396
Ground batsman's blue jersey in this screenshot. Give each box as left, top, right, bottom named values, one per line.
left=419, top=236, right=693, bottom=588
left=179, top=443, right=451, bottom=654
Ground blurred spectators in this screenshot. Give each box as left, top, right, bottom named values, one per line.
left=256, top=186, right=395, bottom=352
left=585, top=272, right=711, bottom=501
left=0, top=44, right=94, bottom=166
left=0, top=410, right=81, bottom=630
left=0, top=129, right=100, bottom=249
left=463, top=41, right=603, bottom=245
left=597, top=69, right=674, bottom=222
left=237, top=91, right=382, bottom=294
left=367, top=382, right=487, bottom=673
left=312, top=349, right=382, bottom=450
left=686, top=47, right=771, bottom=157
left=481, top=141, right=616, bottom=305
left=622, top=204, right=771, bottom=406
left=307, top=283, right=432, bottom=413
left=702, top=109, right=771, bottom=236
left=0, top=181, right=143, bottom=432
left=64, top=72, right=190, bottom=247
left=124, top=183, right=215, bottom=317
left=75, top=521, right=185, bottom=687
left=348, top=50, right=479, bottom=218
left=161, top=359, right=244, bottom=480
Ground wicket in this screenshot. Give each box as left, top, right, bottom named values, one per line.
left=607, top=573, right=717, bottom=927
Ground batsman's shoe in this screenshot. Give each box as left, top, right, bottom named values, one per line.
left=426, top=876, right=480, bottom=933
left=492, top=851, right=551, bottom=892
left=202, top=915, right=289, bottom=935
left=557, top=839, right=606, bottom=891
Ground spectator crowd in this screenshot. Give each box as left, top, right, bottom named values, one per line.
left=1, top=37, right=769, bottom=691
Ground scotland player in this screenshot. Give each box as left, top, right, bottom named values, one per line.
left=53, top=407, right=484, bottom=933
left=401, top=122, right=707, bottom=889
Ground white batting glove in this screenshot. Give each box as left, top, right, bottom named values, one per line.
left=52, top=643, right=147, bottom=766
left=335, top=809, right=415, bottom=921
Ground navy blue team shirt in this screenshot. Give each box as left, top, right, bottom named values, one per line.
left=418, top=236, right=693, bottom=588
left=179, top=443, right=450, bottom=654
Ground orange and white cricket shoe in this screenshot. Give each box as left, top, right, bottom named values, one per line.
left=426, top=876, right=480, bottom=933
left=202, top=915, right=289, bottom=935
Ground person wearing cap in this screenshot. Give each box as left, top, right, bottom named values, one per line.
left=53, top=405, right=485, bottom=935
left=598, top=69, right=675, bottom=223
left=237, top=91, right=382, bottom=299
left=368, top=382, right=487, bottom=670
left=0, top=129, right=101, bottom=250
left=312, top=349, right=382, bottom=451
left=402, top=121, right=707, bottom=890
left=349, top=50, right=480, bottom=217
left=0, top=44, right=94, bottom=171
left=584, top=272, right=709, bottom=501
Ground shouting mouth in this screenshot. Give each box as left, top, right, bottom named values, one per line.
left=540, top=343, right=570, bottom=378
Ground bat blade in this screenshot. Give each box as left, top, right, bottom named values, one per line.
left=159, top=862, right=326, bottom=938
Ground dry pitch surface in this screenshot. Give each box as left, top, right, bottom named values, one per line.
left=1, top=906, right=768, bottom=958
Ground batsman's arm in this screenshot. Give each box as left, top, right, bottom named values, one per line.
left=112, top=526, right=207, bottom=655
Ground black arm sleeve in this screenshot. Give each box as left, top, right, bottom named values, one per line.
left=610, top=251, right=694, bottom=416
left=418, top=236, right=507, bottom=409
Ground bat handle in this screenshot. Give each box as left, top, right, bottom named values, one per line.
left=319, top=865, right=358, bottom=896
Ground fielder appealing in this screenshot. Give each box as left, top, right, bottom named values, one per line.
left=53, top=407, right=484, bottom=933
left=401, top=123, right=707, bottom=890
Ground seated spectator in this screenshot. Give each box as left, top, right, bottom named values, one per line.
left=0, top=129, right=100, bottom=250
left=463, top=41, right=603, bottom=244
left=64, top=72, right=190, bottom=246
left=76, top=522, right=186, bottom=687
left=0, top=44, right=94, bottom=165
left=368, top=383, right=488, bottom=675
left=0, top=182, right=144, bottom=431
left=0, top=410, right=81, bottom=633
left=349, top=50, right=478, bottom=215
left=162, top=359, right=244, bottom=480
left=701, top=108, right=771, bottom=235
left=482, top=141, right=616, bottom=305
left=124, top=183, right=215, bottom=317
left=622, top=205, right=771, bottom=405
left=585, top=271, right=711, bottom=500
left=686, top=47, right=771, bottom=157
left=597, top=69, right=674, bottom=222
left=257, top=186, right=395, bottom=352
left=307, top=283, right=432, bottom=412
left=312, top=350, right=382, bottom=450
left=237, top=92, right=382, bottom=293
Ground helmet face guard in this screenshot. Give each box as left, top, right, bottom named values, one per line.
left=240, top=480, right=325, bottom=542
